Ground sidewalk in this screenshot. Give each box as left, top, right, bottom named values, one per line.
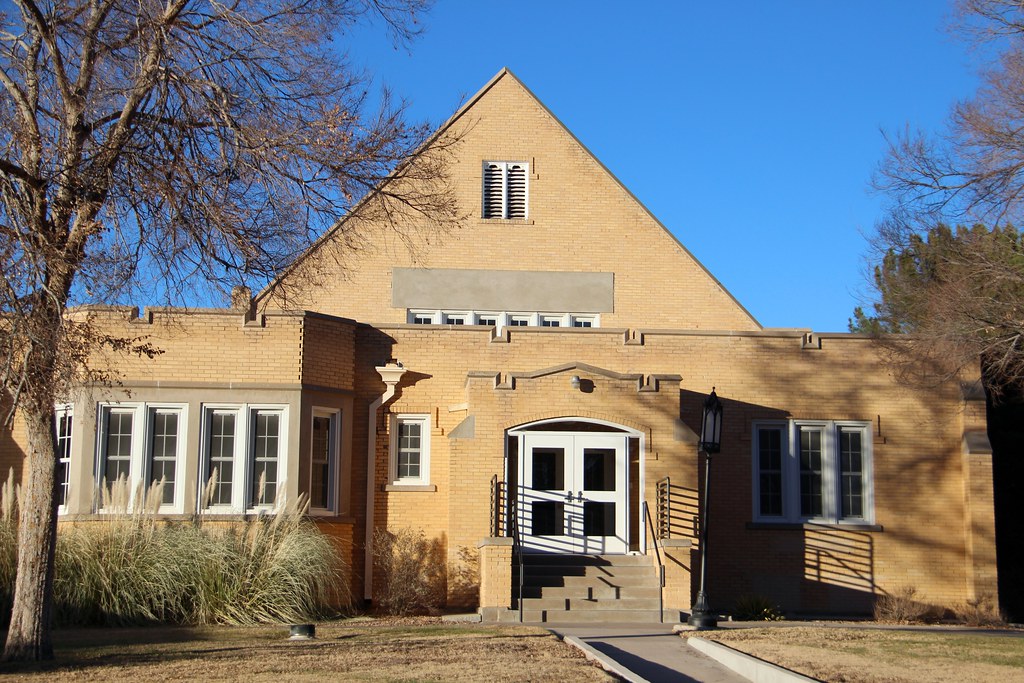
left=549, top=624, right=749, bottom=683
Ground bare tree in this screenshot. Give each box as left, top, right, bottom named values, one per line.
left=868, top=0, right=1024, bottom=393
left=0, top=0, right=458, bottom=661
left=852, top=223, right=1024, bottom=393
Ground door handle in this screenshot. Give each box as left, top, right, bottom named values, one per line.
left=564, top=491, right=574, bottom=502
left=576, top=490, right=584, bottom=502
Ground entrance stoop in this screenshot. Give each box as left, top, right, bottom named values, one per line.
left=514, top=554, right=665, bottom=623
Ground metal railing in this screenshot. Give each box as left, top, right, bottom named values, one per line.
left=509, top=493, right=524, bottom=622
left=643, top=500, right=665, bottom=622
left=656, top=476, right=671, bottom=539
left=490, top=475, right=506, bottom=537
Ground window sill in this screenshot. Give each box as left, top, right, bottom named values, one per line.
left=384, top=484, right=437, bottom=492
left=478, top=217, right=534, bottom=225
left=746, top=521, right=883, bottom=532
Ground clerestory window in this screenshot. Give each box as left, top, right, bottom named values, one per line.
left=482, top=161, right=528, bottom=219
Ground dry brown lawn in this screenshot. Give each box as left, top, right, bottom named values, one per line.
left=691, top=625, right=1024, bottom=683
left=0, top=618, right=615, bottom=682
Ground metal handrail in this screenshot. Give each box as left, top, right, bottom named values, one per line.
left=656, top=476, right=671, bottom=539
left=643, top=499, right=665, bottom=623
left=510, top=493, right=524, bottom=622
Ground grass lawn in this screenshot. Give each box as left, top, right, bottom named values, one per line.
left=0, top=618, right=615, bottom=682
left=692, top=625, right=1024, bottom=683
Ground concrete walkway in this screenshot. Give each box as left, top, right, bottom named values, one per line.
left=548, top=624, right=749, bottom=683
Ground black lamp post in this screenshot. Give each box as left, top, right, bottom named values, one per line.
left=688, top=387, right=723, bottom=629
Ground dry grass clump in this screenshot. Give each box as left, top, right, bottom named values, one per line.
left=373, top=527, right=445, bottom=615
left=954, top=593, right=1005, bottom=627
left=874, top=586, right=934, bottom=624
left=0, top=473, right=348, bottom=626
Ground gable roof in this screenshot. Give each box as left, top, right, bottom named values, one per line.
left=259, top=68, right=760, bottom=329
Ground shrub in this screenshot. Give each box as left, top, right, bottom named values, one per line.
left=954, top=593, right=1005, bottom=627
left=874, top=586, right=933, bottom=624
left=0, top=473, right=348, bottom=626
left=732, top=595, right=785, bottom=621
left=373, top=527, right=445, bottom=615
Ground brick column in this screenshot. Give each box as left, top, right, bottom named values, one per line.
left=661, top=538, right=693, bottom=619
left=477, top=537, right=513, bottom=621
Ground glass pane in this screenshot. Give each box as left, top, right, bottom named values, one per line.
left=57, top=460, right=69, bottom=507
left=56, top=413, right=72, bottom=507
left=583, top=502, right=615, bottom=536
left=799, top=428, right=823, bottom=517
left=208, top=412, right=235, bottom=506
left=840, top=428, right=864, bottom=518
left=150, top=412, right=178, bottom=505
left=758, top=428, right=783, bottom=516
left=582, top=448, right=615, bottom=491
left=311, top=416, right=331, bottom=509
left=104, top=411, right=133, bottom=484
left=251, top=412, right=280, bottom=506
left=532, top=501, right=563, bottom=536
left=397, top=420, right=422, bottom=480
left=531, top=448, right=564, bottom=491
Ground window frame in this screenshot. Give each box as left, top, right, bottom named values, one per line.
left=482, top=161, right=529, bottom=219
left=96, top=402, right=188, bottom=513
left=389, top=414, right=431, bottom=486
left=199, top=403, right=289, bottom=514
left=55, top=404, right=73, bottom=513
left=751, top=420, right=874, bottom=525
left=145, top=405, right=188, bottom=511
left=309, top=408, right=340, bottom=515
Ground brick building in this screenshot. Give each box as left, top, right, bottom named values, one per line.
left=8, top=69, right=998, bottom=621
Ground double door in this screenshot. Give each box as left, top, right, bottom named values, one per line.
left=518, top=433, right=628, bottom=554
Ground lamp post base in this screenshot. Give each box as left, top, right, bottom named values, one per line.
left=687, top=590, right=718, bottom=629
left=686, top=610, right=718, bottom=629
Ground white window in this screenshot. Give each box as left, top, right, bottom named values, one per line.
left=390, top=414, right=431, bottom=485
left=201, top=405, right=288, bottom=512
left=752, top=421, right=873, bottom=524
left=482, top=161, right=528, bottom=219
left=97, top=403, right=187, bottom=512
left=148, top=408, right=182, bottom=507
left=309, top=409, right=340, bottom=513
left=508, top=315, right=531, bottom=327
left=406, top=309, right=600, bottom=331
left=204, top=409, right=238, bottom=507
left=443, top=312, right=468, bottom=325
left=55, top=406, right=73, bottom=511
left=410, top=310, right=439, bottom=325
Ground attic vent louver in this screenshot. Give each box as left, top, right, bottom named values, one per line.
left=482, top=161, right=528, bottom=219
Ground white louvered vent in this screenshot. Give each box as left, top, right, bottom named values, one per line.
left=482, top=161, right=528, bottom=219
left=482, top=163, right=504, bottom=218
left=506, top=164, right=527, bottom=218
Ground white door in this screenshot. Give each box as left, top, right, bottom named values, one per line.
left=518, top=433, right=628, bottom=554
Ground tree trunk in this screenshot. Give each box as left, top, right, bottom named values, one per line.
left=3, top=401, right=59, bottom=661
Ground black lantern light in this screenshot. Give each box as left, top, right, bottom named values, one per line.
left=699, top=388, right=723, bottom=454
left=689, top=387, right=723, bottom=629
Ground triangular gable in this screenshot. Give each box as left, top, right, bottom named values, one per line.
left=260, top=68, right=761, bottom=332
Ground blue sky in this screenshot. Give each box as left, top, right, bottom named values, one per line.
left=343, top=1, right=981, bottom=331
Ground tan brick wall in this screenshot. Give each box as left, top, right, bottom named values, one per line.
left=263, top=71, right=760, bottom=332
left=352, top=324, right=995, bottom=614
left=82, top=306, right=305, bottom=385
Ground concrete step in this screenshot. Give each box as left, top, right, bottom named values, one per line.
left=520, top=572, right=660, bottom=590
left=520, top=608, right=663, bottom=624
left=521, top=596, right=662, bottom=611
left=520, top=583, right=662, bottom=600
left=521, top=553, right=652, bottom=567
left=519, top=564, right=656, bottom=579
